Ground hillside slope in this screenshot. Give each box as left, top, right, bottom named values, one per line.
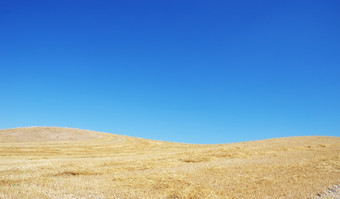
left=0, top=127, right=339, bottom=198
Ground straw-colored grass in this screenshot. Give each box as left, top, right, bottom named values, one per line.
left=0, top=127, right=339, bottom=198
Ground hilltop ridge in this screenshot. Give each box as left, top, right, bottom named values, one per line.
left=0, top=127, right=339, bottom=198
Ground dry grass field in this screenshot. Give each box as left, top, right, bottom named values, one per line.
left=0, top=127, right=339, bottom=198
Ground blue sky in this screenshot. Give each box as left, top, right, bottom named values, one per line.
left=0, top=0, right=339, bottom=143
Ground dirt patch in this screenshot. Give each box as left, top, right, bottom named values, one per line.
left=0, top=127, right=102, bottom=142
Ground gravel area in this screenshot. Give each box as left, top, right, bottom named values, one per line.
left=311, top=185, right=340, bottom=199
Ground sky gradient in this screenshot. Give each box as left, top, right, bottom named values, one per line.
left=1, top=0, right=339, bottom=143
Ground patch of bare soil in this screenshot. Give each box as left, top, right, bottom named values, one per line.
left=0, top=127, right=102, bottom=142
left=311, top=185, right=340, bottom=199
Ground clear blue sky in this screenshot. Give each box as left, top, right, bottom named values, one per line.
left=0, top=0, right=339, bottom=144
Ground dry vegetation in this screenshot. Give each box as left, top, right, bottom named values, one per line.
left=0, top=127, right=339, bottom=198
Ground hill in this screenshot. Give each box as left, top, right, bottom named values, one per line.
left=0, top=127, right=339, bottom=198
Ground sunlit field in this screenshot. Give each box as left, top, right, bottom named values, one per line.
left=0, top=127, right=339, bottom=198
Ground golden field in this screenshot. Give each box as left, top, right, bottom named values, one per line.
left=0, top=127, right=339, bottom=198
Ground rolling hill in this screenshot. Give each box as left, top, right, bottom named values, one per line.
left=0, top=127, right=339, bottom=198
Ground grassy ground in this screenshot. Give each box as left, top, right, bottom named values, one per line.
left=0, top=127, right=339, bottom=198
